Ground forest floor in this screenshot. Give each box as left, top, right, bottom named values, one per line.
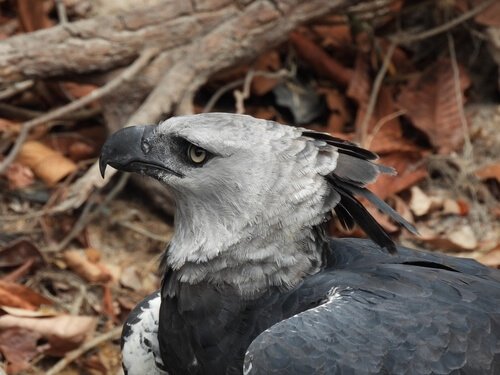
left=0, top=1, right=499, bottom=374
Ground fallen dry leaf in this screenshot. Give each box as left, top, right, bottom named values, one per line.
left=0, top=314, right=97, bottom=356
left=102, top=284, right=117, bottom=321
left=59, top=82, right=99, bottom=100
left=16, top=141, right=77, bottom=185
left=42, top=133, right=99, bottom=162
left=409, top=186, right=442, bottom=217
left=290, top=31, right=353, bottom=86
left=0, top=239, right=44, bottom=269
left=5, top=162, right=34, bottom=190
left=0, top=328, right=43, bottom=374
left=0, top=306, right=58, bottom=318
left=0, top=118, right=21, bottom=136
left=317, top=87, right=351, bottom=133
left=312, top=23, right=352, bottom=49
left=477, top=246, right=500, bottom=268
left=119, top=266, right=142, bottom=291
left=2, top=258, right=36, bottom=283
left=418, top=225, right=478, bottom=252
left=17, top=0, right=53, bottom=32
left=397, top=58, right=471, bottom=154
left=0, top=281, right=52, bottom=310
left=85, top=248, right=102, bottom=264
left=346, top=56, right=421, bottom=154
left=442, top=198, right=470, bottom=216
left=456, top=0, right=500, bottom=27
left=63, top=249, right=112, bottom=283
left=251, top=51, right=281, bottom=96
left=475, top=163, right=500, bottom=181
left=369, top=152, right=427, bottom=200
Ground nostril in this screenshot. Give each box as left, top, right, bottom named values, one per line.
left=142, top=141, right=151, bottom=154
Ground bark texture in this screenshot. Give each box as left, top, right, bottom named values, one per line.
left=1, top=0, right=357, bottom=214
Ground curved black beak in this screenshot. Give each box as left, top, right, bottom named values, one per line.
left=99, top=125, right=155, bottom=177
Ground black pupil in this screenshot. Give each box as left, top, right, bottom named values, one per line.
left=194, top=148, right=203, bottom=157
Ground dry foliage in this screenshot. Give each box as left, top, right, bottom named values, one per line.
left=0, top=0, right=499, bottom=373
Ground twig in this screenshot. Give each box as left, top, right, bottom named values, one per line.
left=365, top=109, right=406, bottom=149
left=0, top=102, right=101, bottom=121
left=391, top=0, right=494, bottom=44
left=45, top=325, right=122, bottom=375
left=447, top=32, right=472, bottom=160
left=55, top=0, right=68, bottom=24
left=45, top=174, right=129, bottom=252
left=117, top=221, right=173, bottom=242
left=0, top=80, right=34, bottom=100
left=358, top=42, right=396, bottom=146
left=0, top=48, right=159, bottom=174
left=70, top=285, right=87, bottom=315
left=203, top=79, right=244, bottom=113
left=204, top=69, right=292, bottom=113
left=234, top=70, right=256, bottom=114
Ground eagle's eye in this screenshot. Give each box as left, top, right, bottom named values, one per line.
left=187, top=144, right=207, bottom=164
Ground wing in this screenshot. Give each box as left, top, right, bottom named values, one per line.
left=244, top=264, right=500, bottom=374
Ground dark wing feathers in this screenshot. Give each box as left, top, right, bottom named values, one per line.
left=328, top=177, right=397, bottom=254
left=333, top=203, right=355, bottom=231
left=302, top=130, right=378, bottom=160
left=245, top=261, right=500, bottom=374
left=341, top=182, right=417, bottom=235
left=303, top=129, right=414, bottom=253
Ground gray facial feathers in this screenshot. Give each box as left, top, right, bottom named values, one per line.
left=100, top=113, right=413, bottom=293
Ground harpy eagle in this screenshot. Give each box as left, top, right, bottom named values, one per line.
left=99, top=113, right=500, bottom=374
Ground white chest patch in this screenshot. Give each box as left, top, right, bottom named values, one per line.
left=121, top=292, right=167, bottom=375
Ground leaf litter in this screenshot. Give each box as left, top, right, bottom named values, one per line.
left=0, top=1, right=499, bottom=373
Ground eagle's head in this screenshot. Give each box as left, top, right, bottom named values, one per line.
left=100, top=113, right=413, bottom=294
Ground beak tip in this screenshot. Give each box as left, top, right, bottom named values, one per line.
left=99, top=158, right=107, bottom=178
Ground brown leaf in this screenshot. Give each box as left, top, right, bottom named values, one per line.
left=0, top=286, right=35, bottom=310
left=0, top=280, right=52, bottom=310
left=63, top=249, right=112, bottom=283
left=2, top=258, right=36, bottom=283
left=477, top=246, right=500, bottom=268
left=251, top=51, right=281, bottom=96
left=347, top=56, right=420, bottom=154
left=369, top=152, right=427, bottom=200
left=456, top=0, right=500, bottom=27
left=475, top=163, right=500, bottom=181
left=0, top=314, right=97, bottom=356
left=290, top=31, right=353, bottom=86
left=16, top=141, right=78, bottom=185
left=418, top=225, right=478, bottom=252
left=17, top=0, right=53, bottom=32
left=317, top=87, right=351, bottom=133
left=0, top=328, right=43, bottom=374
left=42, top=133, right=99, bottom=162
left=0, top=118, right=21, bottom=135
left=247, top=106, right=279, bottom=121
left=59, top=82, right=99, bottom=100
left=311, top=23, right=352, bottom=49
left=85, top=248, right=102, bottom=264
left=102, top=284, right=116, bottom=321
left=397, top=58, right=471, bottom=154
left=409, top=186, right=444, bottom=217
left=0, top=239, right=44, bottom=269
left=119, top=266, right=144, bottom=292
left=5, top=162, right=34, bottom=190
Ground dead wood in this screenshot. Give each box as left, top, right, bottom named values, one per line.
left=1, top=0, right=358, bottom=215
